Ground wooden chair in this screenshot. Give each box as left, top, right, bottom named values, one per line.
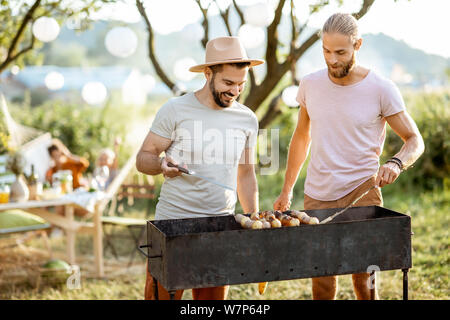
left=0, top=209, right=52, bottom=255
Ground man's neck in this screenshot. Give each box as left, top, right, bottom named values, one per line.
left=195, top=86, right=223, bottom=110
left=328, top=65, right=370, bottom=86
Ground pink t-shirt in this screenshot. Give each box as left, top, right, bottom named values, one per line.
left=297, top=69, right=405, bottom=201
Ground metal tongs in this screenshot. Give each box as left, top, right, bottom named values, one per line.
left=320, top=185, right=377, bottom=224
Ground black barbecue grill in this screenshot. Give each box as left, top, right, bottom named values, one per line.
left=138, top=205, right=412, bottom=300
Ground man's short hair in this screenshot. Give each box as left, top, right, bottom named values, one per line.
left=208, top=62, right=251, bottom=74
left=47, top=144, right=59, bottom=156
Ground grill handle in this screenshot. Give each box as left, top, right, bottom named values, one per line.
left=137, top=244, right=163, bottom=259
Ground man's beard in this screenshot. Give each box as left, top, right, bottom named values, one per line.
left=209, top=75, right=238, bottom=108
left=327, top=52, right=356, bottom=78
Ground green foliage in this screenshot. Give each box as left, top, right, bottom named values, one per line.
left=382, top=90, right=450, bottom=190
left=7, top=98, right=151, bottom=172
left=6, top=151, right=25, bottom=175
left=0, top=131, right=11, bottom=154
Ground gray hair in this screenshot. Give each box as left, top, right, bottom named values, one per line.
left=322, top=13, right=360, bottom=44
left=99, top=148, right=115, bottom=160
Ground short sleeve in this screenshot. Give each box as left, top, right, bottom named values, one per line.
left=149, top=100, right=176, bottom=140
left=296, top=78, right=307, bottom=108
left=245, top=113, right=259, bottom=148
left=380, top=80, right=406, bottom=117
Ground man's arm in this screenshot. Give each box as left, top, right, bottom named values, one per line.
left=135, top=131, right=182, bottom=178
left=376, top=110, right=425, bottom=187
left=111, top=137, right=122, bottom=170
left=237, top=147, right=259, bottom=214
left=273, top=106, right=311, bottom=211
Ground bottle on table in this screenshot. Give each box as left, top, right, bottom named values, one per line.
left=0, top=183, right=10, bottom=203
left=28, top=164, right=43, bottom=200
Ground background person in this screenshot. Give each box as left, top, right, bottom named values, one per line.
left=95, top=137, right=121, bottom=190
left=46, top=138, right=89, bottom=190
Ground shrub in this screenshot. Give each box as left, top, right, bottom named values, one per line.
left=382, top=90, right=449, bottom=190
left=8, top=98, right=155, bottom=173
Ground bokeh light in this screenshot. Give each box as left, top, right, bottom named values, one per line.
left=32, top=17, right=60, bottom=42
left=174, top=58, right=197, bottom=82
left=244, top=2, right=274, bottom=27
left=45, top=71, right=65, bottom=90
left=122, top=70, right=155, bottom=106
left=182, top=23, right=204, bottom=42
left=82, top=82, right=108, bottom=105
left=281, top=85, right=299, bottom=107
left=104, top=26, right=138, bottom=58
left=238, top=24, right=265, bottom=49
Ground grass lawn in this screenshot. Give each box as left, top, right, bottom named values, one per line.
left=1, top=186, right=448, bottom=300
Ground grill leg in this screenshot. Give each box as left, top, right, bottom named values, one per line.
left=369, top=270, right=376, bottom=300
left=402, top=269, right=409, bottom=300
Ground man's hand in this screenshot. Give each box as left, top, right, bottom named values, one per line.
left=375, top=162, right=401, bottom=187
left=161, top=156, right=186, bottom=179
left=273, top=191, right=293, bottom=211
left=114, top=137, right=122, bottom=148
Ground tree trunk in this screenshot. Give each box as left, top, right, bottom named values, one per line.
left=259, top=93, right=283, bottom=129
left=244, top=61, right=291, bottom=112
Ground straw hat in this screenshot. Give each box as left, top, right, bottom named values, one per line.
left=189, top=36, right=265, bottom=73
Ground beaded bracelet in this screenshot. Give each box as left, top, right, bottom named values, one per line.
left=391, top=157, right=404, bottom=169
left=386, top=159, right=402, bottom=171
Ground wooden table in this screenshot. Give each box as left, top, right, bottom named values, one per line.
left=0, top=198, right=104, bottom=277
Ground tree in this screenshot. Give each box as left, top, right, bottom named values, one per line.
left=0, top=0, right=116, bottom=74
left=136, top=0, right=376, bottom=128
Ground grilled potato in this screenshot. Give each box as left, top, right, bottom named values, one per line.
left=309, top=217, right=320, bottom=225
left=240, top=216, right=251, bottom=228
left=260, top=219, right=271, bottom=229
left=251, top=220, right=263, bottom=229
left=267, top=216, right=282, bottom=228
left=234, top=214, right=246, bottom=224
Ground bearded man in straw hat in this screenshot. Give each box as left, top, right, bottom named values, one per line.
left=273, top=13, right=424, bottom=300
left=137, top=36, right=264, bottom=300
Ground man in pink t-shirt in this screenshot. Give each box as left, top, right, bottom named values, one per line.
left=274, top=13, right=424, bottom=300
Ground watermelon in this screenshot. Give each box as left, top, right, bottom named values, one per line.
left=40, top=259, right=71, bottom=285
left=42, top=259, right=70, bottom=271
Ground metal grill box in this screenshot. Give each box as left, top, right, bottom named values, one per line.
left=143, top=206, right=411, bottom=292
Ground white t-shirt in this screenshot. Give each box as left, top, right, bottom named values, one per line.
left=150, top=92, right=258, bottom=219
left=297, top=69, right=405, bottom=201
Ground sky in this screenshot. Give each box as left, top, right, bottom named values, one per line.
left=99, top=0, right=450, bottom=59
